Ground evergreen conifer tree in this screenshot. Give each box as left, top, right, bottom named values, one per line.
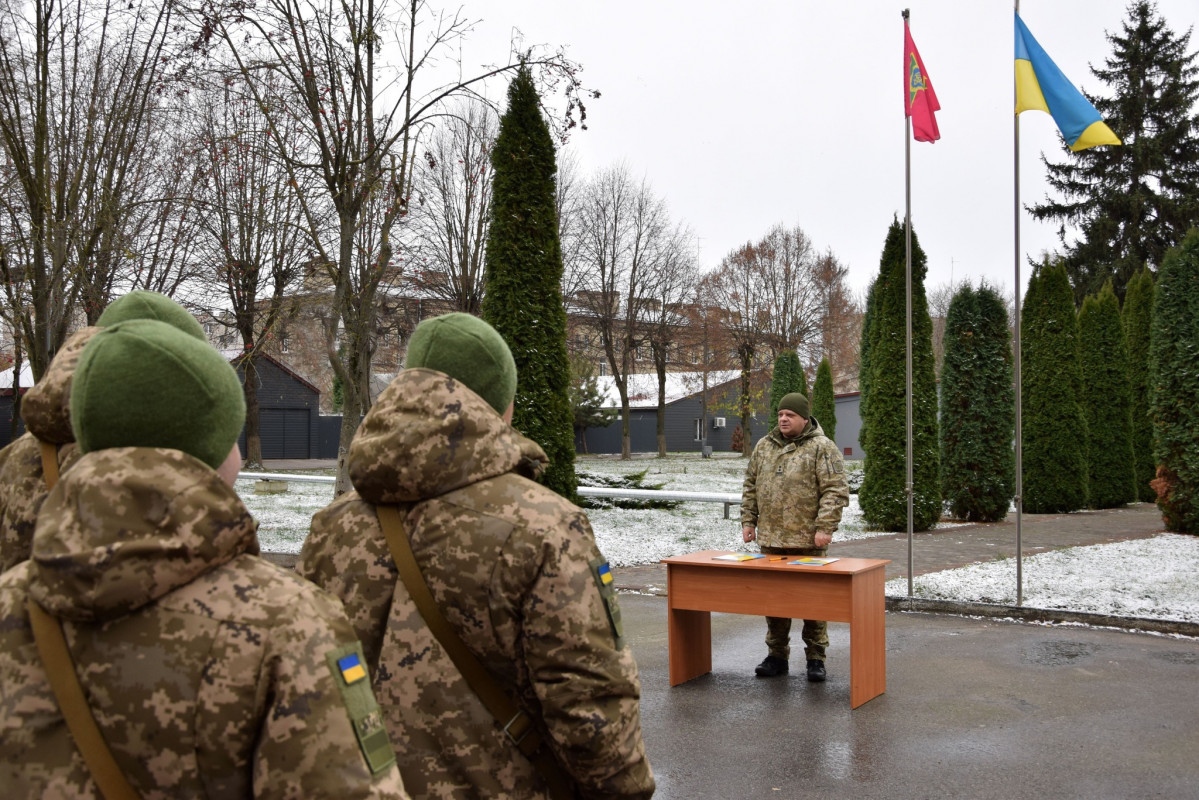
left=1148, top=229, right=1199, bottom=533
left=939, top=283, right=1014, bottom=522
left=859, top=219, right=940, bottom=531
left=1031, top=2, right=1199, bottom=303
left=1079, top=282, right=1136, bottom=508
left=481, top=66, right=576, bottom=499
left=811, top=357, right=837, bottom=443
left=1021, top=262, right=1088, bottom=513
left=1122, top=268, right=1156, bottom=502
left=768, top=350, right=806, bottom=420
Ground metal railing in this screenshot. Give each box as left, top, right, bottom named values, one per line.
left=238, top=472, right=743, bottom=518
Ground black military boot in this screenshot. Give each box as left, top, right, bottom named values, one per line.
left=806, top=659, right=826, bottom=682
left=754, top=655, right=788, bottom=677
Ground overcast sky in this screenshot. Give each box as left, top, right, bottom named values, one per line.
left=459, top=0, right=1199, bottom=301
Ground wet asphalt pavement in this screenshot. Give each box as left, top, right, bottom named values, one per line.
left=624, top=595, right=1199, bottom=799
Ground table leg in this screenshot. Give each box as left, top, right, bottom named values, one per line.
left=848, top=571, right=886, bottom=708
left=668, top=607, right=712, bottom=686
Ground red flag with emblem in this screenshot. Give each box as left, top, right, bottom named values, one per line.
left=904, top=20, right=940, bottom=143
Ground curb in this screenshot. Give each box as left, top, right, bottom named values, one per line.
left=884, top=596, right=1199, bottom=638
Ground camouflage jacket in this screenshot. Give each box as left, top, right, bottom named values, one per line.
left=0, top=327, right=98, bottom=573
left=298, top=369, right=654, bottom=800
left=740, top=417, right=850, bottom=549
left=0, top=447, right=409, bottom=799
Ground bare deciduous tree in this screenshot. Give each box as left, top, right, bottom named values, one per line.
left=575, top=164, right=673, bottom=459
left=410, top=99, right=497, bottom=313
left=197, top=0, right=593, bottom=492
left=0, top=0, right=181, bottom=375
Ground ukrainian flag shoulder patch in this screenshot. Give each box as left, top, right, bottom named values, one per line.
left=325, top=643, right=396, bottom=775
left=589, top=556, right=625, bottom=649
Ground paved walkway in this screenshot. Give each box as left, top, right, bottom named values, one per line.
left=612, top=502, right=1166, bottom=594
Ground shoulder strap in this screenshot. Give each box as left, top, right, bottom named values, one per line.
left=27, top=599, right=140, bottom=800
left=375, top=504, right=576, bottom=800
left=39, top=439, right=60, bottom=491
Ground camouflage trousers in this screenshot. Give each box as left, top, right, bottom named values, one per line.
left=760, top=545, right=830, bottom=662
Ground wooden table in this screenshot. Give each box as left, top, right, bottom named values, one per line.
left=661, top=550, right=890, bottom=709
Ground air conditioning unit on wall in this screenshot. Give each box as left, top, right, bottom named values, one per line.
left=713, top=417, right=726, bottom=429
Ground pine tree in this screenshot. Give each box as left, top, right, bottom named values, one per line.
left=1122, top=268, right=1156, bottom=502
left=569, top=355, right=615, bottom=455
left=1148, top=229, right=1199, bottom=533
left=859, top=219, right=940, bottom=531
left=1021, top=262, right=1088, bottom=513
left=481, top=66, right=577, bottom=499
left=939, top=283, right=1014, bottom=522
left=811, top=357, right=837, bottom=443
left=1079, top=282, right=1136, bottom=508
left=768, top=350, right=806, bottom=420
left=1030, top=2, right=1199, bottom=304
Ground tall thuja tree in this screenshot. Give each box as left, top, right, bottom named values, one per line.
left=482, top=66, right=577, bottom=500
left=1021, top=262, right=1088, bottom=513
left=856, top=278, right=879, bottom=455
left=859, top=219, right=940, bottom=531
left=1078, top=282, right=1136, bottom=508
left=811, top=357, right=837, bottom=443
left=1148, top=229, right=1199, bottom=533
left=1123, top=268, right=1156, bottom=502
left=939, top=283, right=1014, bottom=522
left=768, top=350, right=806, bottom=420
left=1031, top=1, right=1199, bottom=304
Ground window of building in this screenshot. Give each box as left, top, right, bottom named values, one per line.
left=280, top=333, right=290, bottom=353
left=693, top=418, right=702, bottom=441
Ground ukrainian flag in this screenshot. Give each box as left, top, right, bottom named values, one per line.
left=1015, top=12, right=1121, bottom=152
left=338, top=652, right=367, bottom=685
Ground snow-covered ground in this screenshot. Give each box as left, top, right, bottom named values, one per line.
left=238, top=452, right=1199, bottom=625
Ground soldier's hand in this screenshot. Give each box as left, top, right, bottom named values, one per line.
left=814, top=532, right=832, bottom=548
left=742, top=526, right=756, bottom=543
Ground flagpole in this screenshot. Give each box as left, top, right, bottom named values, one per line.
left=1013, top=0, right=1024, bottom=606
left=903, top=7, right=915, bottom=597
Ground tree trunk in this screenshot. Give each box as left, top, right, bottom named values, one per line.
left=242, top=358, right=264, bottom=468
left=656, top=360, right=667, bottom=457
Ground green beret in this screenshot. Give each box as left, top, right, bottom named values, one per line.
left=404, top=313, right=517, bottom=414
left=71, top=319, right=245, bottom=470
left=778, top=392, right=810, bottom=419
left=98, top=290, right=206, bottom=341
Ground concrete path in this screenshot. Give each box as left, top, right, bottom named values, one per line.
left=613, top=502, right=1166, bottom=593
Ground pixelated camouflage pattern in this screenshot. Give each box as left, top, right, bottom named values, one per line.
left=0, top=327, right=99, bottom=573
left=741, top=417, right=850, bottom=549
left=299, top=368, right=654, bottom=800
left=0, top=447, right=409, bottom=799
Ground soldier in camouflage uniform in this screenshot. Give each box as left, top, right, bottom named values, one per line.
left=0, top=290, right=210, bottom=573
left=0, top=327, right=98, bottom=573
left=299, top=313, right=654, bottom=800
left=0, top=319, right=408, bottom=798
left=741, top=392, right=850, bottom=682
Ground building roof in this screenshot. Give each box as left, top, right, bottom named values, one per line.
left=595, top=370, right=739, bottom=410
left=0, top=364, right=35, bottom=391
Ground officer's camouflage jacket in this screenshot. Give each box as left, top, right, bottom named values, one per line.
left=0, top=326, right=98, bottom=573
left=740, top=417, right=850, bottom=549
left=0, top=447, right=409, bottom=799
left=298, top=368, right=655, bottom=800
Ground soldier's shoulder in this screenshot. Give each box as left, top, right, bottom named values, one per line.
left=449, top=471, right=581, bottom=521
left=0, top=433, right=40, bottom=479
left=0, top=560, right=33, bottom=612
left=171, top=554, right=349, bottom=631
left=311, top=489, right=376, bottom=530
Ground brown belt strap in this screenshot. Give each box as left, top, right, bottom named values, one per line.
left=376, top=504, right=576, bottom=800
left=27, top=600, right=140, bottom=800
left=39, top=439, right=60, bottom=491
